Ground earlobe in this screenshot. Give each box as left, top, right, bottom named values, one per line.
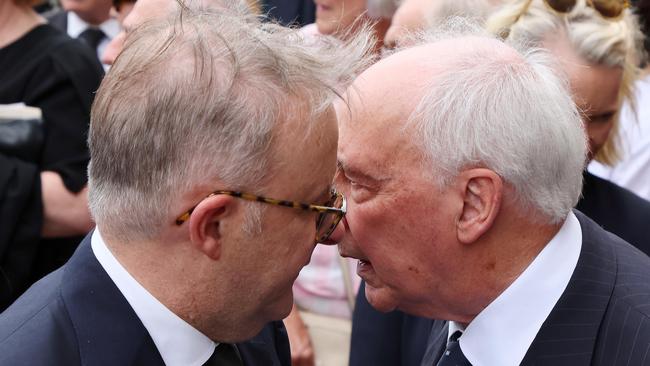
left=457, top=169, right=502, bottom=244
left=187, top=195, right=232, bottom=261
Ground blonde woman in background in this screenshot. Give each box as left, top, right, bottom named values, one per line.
left=486, top=0, right=650, bottom=253
left=589, top=0, right=650, bottom=201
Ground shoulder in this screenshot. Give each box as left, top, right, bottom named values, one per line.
left=17, top=24, right=103, bottom=88
left=238, top=321, right=291, bottom=366
left=0, top=268, right=80, bottom=365
left=578, top=173, right=650, bottom=254
left=582, top=172, right=650, bottom=215
left=45, top=28, right=104, bottom=81
left=44, top=9, right=68, bottom=31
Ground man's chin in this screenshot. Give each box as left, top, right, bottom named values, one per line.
left=365, top=284, right=398, bottom=313
left=265, top=287, right=294, bottom=320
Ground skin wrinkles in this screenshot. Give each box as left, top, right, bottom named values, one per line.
left=331, top=37, right=561, bottom=325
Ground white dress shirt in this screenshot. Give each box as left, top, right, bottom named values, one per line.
left=91, top=229, right=218, bottom=366
left=589, top=75, right=650, bottom=201
left=449, top=211, right=582, bottom=366
left=66, top=11, right=120, bottom=67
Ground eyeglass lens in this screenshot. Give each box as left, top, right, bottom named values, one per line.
left=315, top=193, right=344, bottom=242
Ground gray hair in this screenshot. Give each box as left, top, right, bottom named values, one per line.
left=88, top=9, right=373, bottom=242
left=405, top=19, right=587, bottom=223
left=428, top=0, right=492, bottom=26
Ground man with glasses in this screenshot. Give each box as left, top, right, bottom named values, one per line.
left=0, top=8, right=367, bottom=366
left=329, top=20, right=650, bottom=366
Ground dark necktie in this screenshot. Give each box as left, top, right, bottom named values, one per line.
left=436, top=331, right=472, bottom=366
left=78, top=28, right=105, bottom=53
left=203, top=343, right=244, bottom=366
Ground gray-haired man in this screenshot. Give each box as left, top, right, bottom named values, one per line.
left=0, top=9, right=369, bottom=366
left=331, top=23, right=650, bottom=366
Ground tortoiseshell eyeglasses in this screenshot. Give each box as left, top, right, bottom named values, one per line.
left=175, top=190, right=347, bottom=242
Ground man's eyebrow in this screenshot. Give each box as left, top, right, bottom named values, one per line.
left=337, top=160, right=381, bottom=182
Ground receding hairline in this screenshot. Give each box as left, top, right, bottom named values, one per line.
left=345, top=35, right=527, bottom=127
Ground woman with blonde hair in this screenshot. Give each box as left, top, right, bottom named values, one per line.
left=486, top=0, right=650, bottom=253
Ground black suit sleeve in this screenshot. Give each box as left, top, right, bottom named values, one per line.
left=0, top=154, right=42, bottom=311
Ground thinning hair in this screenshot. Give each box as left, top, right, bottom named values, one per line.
left=427, top=0, right=492, bottom=26
left=88, top=9, right=373, bottom=242
left=486, top=0, right=644, bottom=165
left=403, top=18, right=587, bottom=223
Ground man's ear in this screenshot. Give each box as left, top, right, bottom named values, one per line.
left=456, top=169, right=502, bottom=244
left=187, top=194, right=234, bottom=260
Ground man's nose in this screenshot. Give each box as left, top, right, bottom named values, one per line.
left=320, top=216, right=348, bottom=245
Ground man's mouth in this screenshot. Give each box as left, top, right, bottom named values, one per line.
left=357, top=259, right=373, bottom=275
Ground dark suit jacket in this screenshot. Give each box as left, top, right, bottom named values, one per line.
left=261, top=0, right=315, bottom=26
left=352, top=211, right=650, bottom=366
left=46, top=10, right=68, bottom=33
left=0, top=235, right=291, bottom=366
left=349, top=281, right=433, bottom=366
left=577, top=171, right=650, bottom=256
left=423, top=211, right=650, bottom=365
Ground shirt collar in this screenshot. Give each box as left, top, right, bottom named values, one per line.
left=91, top=229, right=217, bottom=366
left=449, top=211, right=582, bottom=366
left=67, top=11, right=121, bottom=39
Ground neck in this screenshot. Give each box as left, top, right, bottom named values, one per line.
left=448, top=207, right=562, bottom=324
left=0, top=4, right=44, bottom=48
left=104, top=232, right=234, bottom=340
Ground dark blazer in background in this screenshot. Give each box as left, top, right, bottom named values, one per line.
left=577, top=171, right=650, bottom=256
left=0, top=236, right=291, bottom=366
left=46, top=9, right=68, bottom=33
left=261, top=0, right=315, bottom=26
left=349, top=281, right=432, bottom=366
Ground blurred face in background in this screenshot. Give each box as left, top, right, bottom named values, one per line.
left=546, top=35, right=622, bottom=161
left=384, top=0, right=432, bottom=48
left=61, top=0, right=113, bottom=24
left=315, top=0, right=367, bottom=35
left=110, top=0, right=135, bottom=24
left=102, top=0, right=173, bottom=65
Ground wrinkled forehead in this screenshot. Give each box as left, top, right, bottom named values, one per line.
left=338, top=36, right=517, bottom=170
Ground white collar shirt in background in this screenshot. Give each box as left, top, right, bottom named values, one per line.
left=66, top=11, right=120, bottom=69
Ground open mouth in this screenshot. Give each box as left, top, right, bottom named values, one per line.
left=357, top=259, right=373, bottom=274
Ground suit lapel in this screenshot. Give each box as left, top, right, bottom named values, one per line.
left=60, top=236, right=165, bottom=366
left=237, top=321, right=290, bottom=366
left=520, top=211, right=617, bottom=366
left=420, top=320, right=449, bottom=366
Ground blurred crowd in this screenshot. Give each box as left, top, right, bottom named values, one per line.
left=1, top=0, right=650, bottom=365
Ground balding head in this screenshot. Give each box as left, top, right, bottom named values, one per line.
left=333, top=20, right=586, bottom=319
left=340, top=28, right=585, bottom=225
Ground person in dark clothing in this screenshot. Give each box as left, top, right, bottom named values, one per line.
left=0, top=0, right=103, bottom=310
left=261, top=0, right=315, bottom=26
